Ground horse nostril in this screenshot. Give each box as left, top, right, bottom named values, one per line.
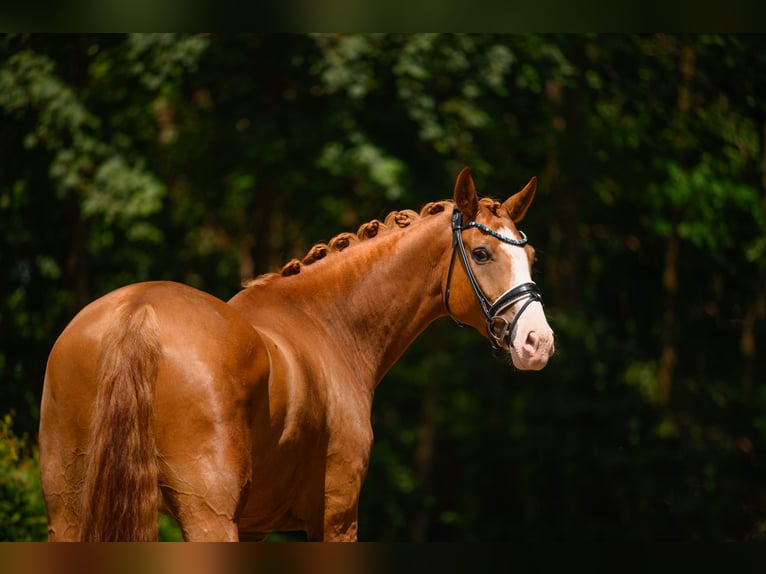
left=524, top=331, right=539, bottom=352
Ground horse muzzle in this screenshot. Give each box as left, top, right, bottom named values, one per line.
left=505, top=301, right=555, bottom=371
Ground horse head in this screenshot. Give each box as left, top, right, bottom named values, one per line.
left=444, top=167, right=555, bottom=371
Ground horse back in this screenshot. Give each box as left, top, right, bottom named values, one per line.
left=42, top=280, right=267, bottom=421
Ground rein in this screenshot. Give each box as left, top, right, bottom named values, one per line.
left=444, top=207, right=543, bottom=352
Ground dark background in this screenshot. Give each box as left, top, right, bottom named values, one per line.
left=1, top=33, right=765, bottom=541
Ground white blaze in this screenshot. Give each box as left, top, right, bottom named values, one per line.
left=498, top=227, right=554, bottom=370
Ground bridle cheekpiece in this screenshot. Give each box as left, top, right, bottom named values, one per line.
left=444, top=206, right=544, bottom=353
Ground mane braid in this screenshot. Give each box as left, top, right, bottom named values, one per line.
left=242, top=200, right=452, bottom=288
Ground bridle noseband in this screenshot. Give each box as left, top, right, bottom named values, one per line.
left=444, top=207, right=544, bottom=352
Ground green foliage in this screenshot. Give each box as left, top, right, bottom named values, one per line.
left=0, top=412, right=47, bottom=541
left=158, top=514, right=184, bottom=542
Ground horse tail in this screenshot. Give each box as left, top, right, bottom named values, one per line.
left=80, top=304, right=162, bottom=541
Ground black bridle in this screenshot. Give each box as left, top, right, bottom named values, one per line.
left=444, top=207, right=544, bottom=352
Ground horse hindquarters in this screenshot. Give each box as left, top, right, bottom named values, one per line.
left=40, top=281, right=267, bottom=542
left=40, top=303, right=163, bottom=541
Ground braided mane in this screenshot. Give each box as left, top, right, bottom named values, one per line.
left=243, top=200, right=456, bottom=287
left=243, top=197, right=506, bottom=288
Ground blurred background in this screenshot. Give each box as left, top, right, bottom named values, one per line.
left=1, top=33, right=765, bottom=541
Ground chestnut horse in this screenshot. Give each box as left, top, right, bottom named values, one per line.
left=39, top=167, right=554, bottom=541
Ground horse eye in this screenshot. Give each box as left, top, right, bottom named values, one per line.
left=471, top=247, right=491, bottom=264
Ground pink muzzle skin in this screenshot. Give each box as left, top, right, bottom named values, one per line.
left=508, top=301, right=555, bottom=371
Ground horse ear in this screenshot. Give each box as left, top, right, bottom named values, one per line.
left=503, top=176, right=537, bottom=223
left=453, top=167, right=479, bottom=220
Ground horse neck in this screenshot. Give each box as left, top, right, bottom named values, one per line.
left=251, top=209, right=453, bottom=387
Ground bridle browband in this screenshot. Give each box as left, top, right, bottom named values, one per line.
left=444, top=206, right=544, bottom=352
